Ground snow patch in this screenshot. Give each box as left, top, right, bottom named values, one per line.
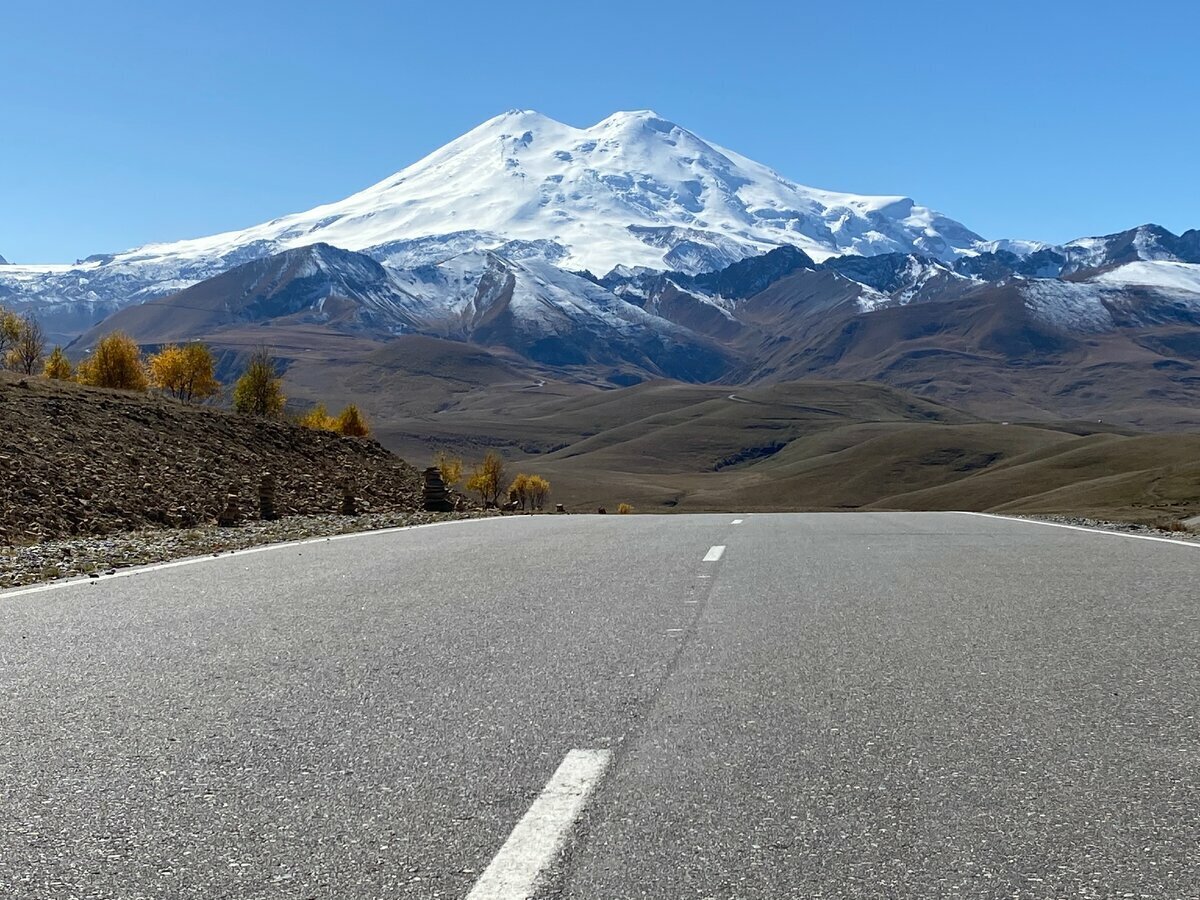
left=1090, top=261, right=1200, bottom=295
left=1020, top=281, right=1115, bottom=332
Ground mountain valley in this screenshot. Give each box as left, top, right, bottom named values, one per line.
left=4, top=110, right=1199, bottom=518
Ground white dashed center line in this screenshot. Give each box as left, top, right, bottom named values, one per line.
left=703, top=545, right=726, bottom=562
left=731, top=519, right=744, bottom=525
left=467, top=749, right=612, bottom=900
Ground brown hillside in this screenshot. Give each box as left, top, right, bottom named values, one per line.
left=0, top=372, right=423, bottom=543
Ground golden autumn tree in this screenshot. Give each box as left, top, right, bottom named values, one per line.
left=507, top=473, right=531, bottom=510
left=336, top=404, right=370, bottom=437
left=43, top=346, right=73, bottom=380
left=7, top=314, right=45, bottom=375
left=232, top=348, right=285, bottom=418
left=297, top=403, right=338, bottom=431
left=148, top=343, right=220, bottom=403
left=434, top=449, right=463, bottom=489
left=0, top=307, right=20, bottom=363
left=466, top=450, right=506, bottom=507
left=526, top=475, right=551, bottom=511
left=76, top=332, right=148, bottom=391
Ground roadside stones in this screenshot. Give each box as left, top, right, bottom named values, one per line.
left=422, top=467, right=454, bottom=512
left=341, top=482, right=357, bottom=516
left=0, top=374, right=431, bottom=542
left=258, top=473, right=277, bottom=521
left=217, top=493, right=240, bottom=527
left=0, top=509, right=495, bottom=589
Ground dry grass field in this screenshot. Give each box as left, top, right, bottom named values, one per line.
left=269, top=345, right=1199, bottom=524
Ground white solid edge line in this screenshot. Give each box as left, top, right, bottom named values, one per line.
left=959, top=511, right=1200, bottom=549
left=703, top=545, right=726, bottom=562
left=0, top=516, right=515, bottom=600
left=467, top=748, right=612, bottom=900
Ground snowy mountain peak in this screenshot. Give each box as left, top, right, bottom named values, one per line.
left=8, top=109, right=991, bottom=283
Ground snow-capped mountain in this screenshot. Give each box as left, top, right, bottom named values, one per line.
left=1, top=109, right=990, bottom=329
left=87, top=108, right=991, bottom=273
left=5, top=109, right=1200, bottom=365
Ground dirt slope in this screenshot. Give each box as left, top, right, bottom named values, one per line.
left=0, top=373, right=424, bottom=543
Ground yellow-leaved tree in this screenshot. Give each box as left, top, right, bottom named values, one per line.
left=77, top=332, right=148, bottom=391
left=434, top=449, right=463, bottom=489
left=336, top=404, right=370, bottom=437
left=526, top=475, right=551, bottom=511
left=7, top=314, right=45, bottom=375
left=148, top=343, right=220, bottom=403
left=232, top=348, right=285, bottom=418
left=507, top=473, right=531, bottom=510
left=297, top=403, right=338, bottom=431
left=0, top=307, right=20, bottom=363
left=43, top=346, right=73, bottom=380
left=466, top=450, right=506, bottom=507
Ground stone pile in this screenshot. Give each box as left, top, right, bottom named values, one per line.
left=421, top=467, right=454, bottom=512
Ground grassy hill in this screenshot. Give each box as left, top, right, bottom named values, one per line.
left=351, top=376, right=1199, bottom=524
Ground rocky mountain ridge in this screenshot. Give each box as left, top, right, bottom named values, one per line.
left=10, top=109, right=1187, bottom=343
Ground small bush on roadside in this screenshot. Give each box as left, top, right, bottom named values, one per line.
left=617, top=503, right=634, bottom=515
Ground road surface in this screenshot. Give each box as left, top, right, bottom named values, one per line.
left=1, top=513, right=1197, bottom=898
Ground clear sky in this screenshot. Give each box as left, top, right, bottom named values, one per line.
left=3, top=0, right=1196, bottom=263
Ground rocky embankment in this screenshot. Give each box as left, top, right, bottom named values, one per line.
left=0, top=373, right=446, bottom=547
left=0, top=511, right=494, bottom=589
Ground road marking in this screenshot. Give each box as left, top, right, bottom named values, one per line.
left=0, top=517, right=514, bottom=600
left=731, top=519, right=744, bottom=525
left=703, top=545, right=726, bottom=562
left=466, top=749, right=612, bottom=900
left=960, top=512, right=1200, bottom=549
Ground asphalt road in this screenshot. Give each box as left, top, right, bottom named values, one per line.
left=1, top=513, right=1197, bottom=898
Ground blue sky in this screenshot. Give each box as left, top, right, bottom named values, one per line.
left=3, top=0, right=1196, bottom=262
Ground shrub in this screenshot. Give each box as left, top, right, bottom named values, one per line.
left=297, top=403, right=339, bottom=431
left=148, top=343, right=220, bottom=403
left=76, top=332, right=148, bottom=391
left=434, top=450, right=463, bottom=488
left=617, top=503, right=634, bottom=515
left=232, top=348, right=285, bottom=417
left=336, top=404, right=370, bottom=437
left=43, top=346, right=73, bottom=380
